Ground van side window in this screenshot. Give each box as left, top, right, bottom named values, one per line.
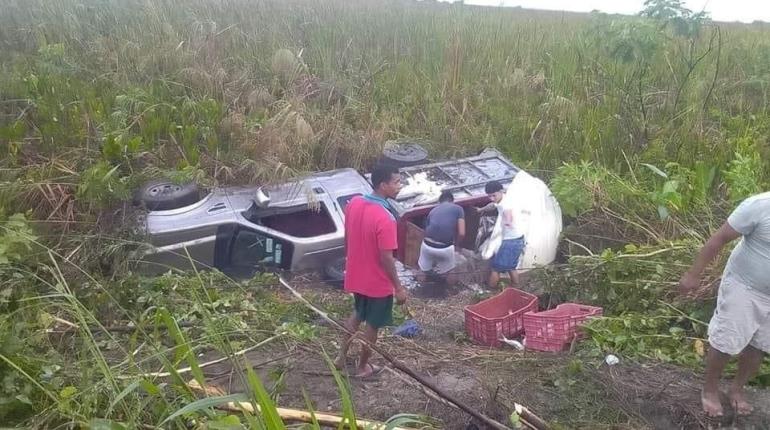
left=337, top=194, right=361, bottom=212
left=230, top=229, right=286, bottom=268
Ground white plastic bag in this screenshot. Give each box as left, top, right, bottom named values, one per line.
left=396, top=172, right=442, bottom=206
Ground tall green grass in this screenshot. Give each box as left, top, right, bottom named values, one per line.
left=0, top=213, right=434, bottom=427
left=2, top=0, right=769, bottom=199
left=1, top=0, right=770, bottom=427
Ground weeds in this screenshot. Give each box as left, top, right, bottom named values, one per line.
left=2, top=0, right=769, bottom=204
left=0, top=228, right=431, bottom=427
left=2, top=0, right=770, bottom=427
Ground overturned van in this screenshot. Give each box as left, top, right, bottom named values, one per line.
left=133, top=149, right=561, bottom=277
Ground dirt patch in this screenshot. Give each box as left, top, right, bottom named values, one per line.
left=195, top=280, right=770, bottom=429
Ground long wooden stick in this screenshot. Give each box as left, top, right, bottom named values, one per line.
left=187, top=380, right=409, bottom=430
left=277, top=277, right=548, bottom=430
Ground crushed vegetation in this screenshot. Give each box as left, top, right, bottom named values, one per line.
left=1, top=0, right=770, bottom=428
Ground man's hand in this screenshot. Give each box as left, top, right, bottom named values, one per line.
left=476, top=203, right=495, bottom=214
left=678, top=222, right=740, bottom=297
left=394, top=287, right=407, bottom=305
left=679, top=271, right=701, bottom=296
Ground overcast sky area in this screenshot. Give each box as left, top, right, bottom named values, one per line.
left=439, top=0, right=769, bottom=23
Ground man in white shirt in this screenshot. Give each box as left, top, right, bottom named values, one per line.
left=477, top=181, right=526, bottom=288
left=680, top=192, right=770, bottom=417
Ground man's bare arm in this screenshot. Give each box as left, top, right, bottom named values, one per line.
left=687, top=223, right=741, bottom=277
left=379, top=250, right=401, bottom=288
left=680, top=222, right=741, bottom=293
left=477, top=202, right=496, bottom=213
left=380, top=249, right=406, bottom=303
left=502, top=208, right=514, bottom=228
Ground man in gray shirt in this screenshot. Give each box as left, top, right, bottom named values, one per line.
left=418, top=190, right=465, bottom=285
left=680, top=191, right=770, bottom=417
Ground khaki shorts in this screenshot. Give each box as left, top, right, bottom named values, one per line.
left=708, top=272, right=770, bottom=355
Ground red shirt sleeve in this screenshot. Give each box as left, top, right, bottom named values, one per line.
left=376, top=214, right=398, bottom=251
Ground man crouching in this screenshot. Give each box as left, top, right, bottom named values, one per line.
left=417, top=190, right=466, bottom=288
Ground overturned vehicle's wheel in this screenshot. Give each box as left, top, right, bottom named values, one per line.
left=380, top=139, right=428, bottom=168
left=138, top=180, right=201, bottom=211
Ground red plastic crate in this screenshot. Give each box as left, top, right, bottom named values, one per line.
left=524, top=336, right=568, bottom=352
left=523, top=303, right=603, bottom=349
left=464, top=288, right=538, bottom=347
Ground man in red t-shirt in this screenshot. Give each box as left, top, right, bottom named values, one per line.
left=334, top=164, right=407, bottom=379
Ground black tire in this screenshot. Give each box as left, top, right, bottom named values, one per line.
left=380, top=140, right=428, bottom=168
left=139, top=180, right=201, bottom=211
left=323, top=257, right=346, bottom=288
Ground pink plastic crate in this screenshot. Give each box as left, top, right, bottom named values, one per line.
left=523, top=303, right=603, bottom=351
left=524, top=337, right=568, bottom=352
left=464, top=288, right=538, bottom=347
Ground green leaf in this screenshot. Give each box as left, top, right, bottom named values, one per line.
left=669, top=326, right=685, bottom=336
left=206, top=414, right=244, bottom=429
left=241, top=410, right=264, bottom=430
left=139, top=379, right=161, bottom=396
left=126, top=135, right=143, bottom=153
left=302, top=388, right=322, bottom=430
left=245, top=364, right=285, bottom=430
left=662, top=180, right=679, bottom=194
left=641, top=163, right=668, bottom=178
left=106, top=379, right=142, bottom=416
left=322, top=353, right=357, bottom=430
left=15, top=394, right=32, bottom=405
left=385, top=414, right=436, bottom=430
left=159, top=308, right=206, bottom=388
left=60, top=386, right=78, bottom=399
left=89, top=418, right=128, bottom=430
left=160, top=393, right=248, bottom=425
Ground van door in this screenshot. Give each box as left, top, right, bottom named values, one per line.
left=403, top=221, right=424, bottom=269
left=214, top=225, right=294, bottom=277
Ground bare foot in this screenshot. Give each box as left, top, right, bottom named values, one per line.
left=353, top=363, right=383, bottom=380
left=702, top=389, right=724, bottom=417
left=729, top=388, right=754, bottom=415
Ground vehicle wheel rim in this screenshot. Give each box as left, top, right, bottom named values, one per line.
left=384, top=141, right=427, bottom=161
left=148, top=184, right=181, bottom=196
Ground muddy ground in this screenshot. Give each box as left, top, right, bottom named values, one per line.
left=198, top=279, right=770, bottom=430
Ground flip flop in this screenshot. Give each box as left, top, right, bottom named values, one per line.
left=353, top=363, right=384, bottom=380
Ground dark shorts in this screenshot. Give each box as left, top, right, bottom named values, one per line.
left=353, top=293, right=394, bottom=329
left=491, top=237, right=525, bottom=272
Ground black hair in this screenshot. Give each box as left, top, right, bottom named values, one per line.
left=439, top=190, right=454, bottom=203
left=371, top=164, right=400, bottom=190
left=484, top=181, right=503, bottom=194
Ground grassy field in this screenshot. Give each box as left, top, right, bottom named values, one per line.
left=1, top=0, right=770, bottom=428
